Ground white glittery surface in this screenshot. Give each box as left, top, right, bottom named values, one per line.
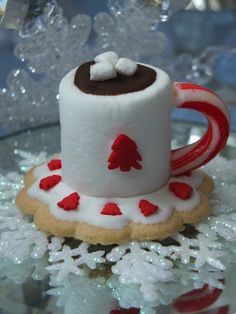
left=0, top=150, right=236, bottom=312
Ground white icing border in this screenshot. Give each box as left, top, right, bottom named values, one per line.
left=27, top=162, right=204, bottom=230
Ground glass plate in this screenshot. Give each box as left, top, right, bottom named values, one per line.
left=0, top=121, right=235, bottom=314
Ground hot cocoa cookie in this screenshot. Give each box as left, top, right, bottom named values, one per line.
left=16, top=51, right=229, bottom=244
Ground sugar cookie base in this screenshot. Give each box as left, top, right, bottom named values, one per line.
left=16, top=168, right=214, bottom=245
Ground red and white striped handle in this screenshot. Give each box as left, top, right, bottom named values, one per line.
left=172, top=82, right=230, bottom=176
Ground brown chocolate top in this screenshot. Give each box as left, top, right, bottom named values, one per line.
left=74, top=61, right=156, bottom=96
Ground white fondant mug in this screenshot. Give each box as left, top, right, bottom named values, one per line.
left=59, top=65, right=229, bottom=197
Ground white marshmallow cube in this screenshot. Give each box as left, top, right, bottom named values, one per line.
left=94, top=51, right=119, bottom=66
left=90, top=62, right=117, bottom=81
left=115, top=58, right=137, bottom=76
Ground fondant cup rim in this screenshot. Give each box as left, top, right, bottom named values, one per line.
left=59, top=63, right=164, bottom=99
left=74, top=61, right=157, bottom=96
left=16, top=164, right=214, bottom=245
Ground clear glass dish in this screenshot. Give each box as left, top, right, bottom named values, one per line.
left=0, top=121, right=235, bottom=314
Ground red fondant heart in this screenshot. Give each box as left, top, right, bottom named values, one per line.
left=139, top=200, right=159, bottom=217
left=101, top=203, right=122, bottom=216
left=110, top=308, right=140, bottom=314
left=169, top=182, right=193, bottom=200
left=39, top=175, right=61, bottom=191
left=57, top=192, right=80, bottom=211
left=47, top=159, right=62, bottom=171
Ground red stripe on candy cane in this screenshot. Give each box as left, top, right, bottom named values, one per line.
left=171, top=83, right=229, bottom=176
left=175, top=82, right=220, bottom=97
left=172, top=102, right=227, bottom=172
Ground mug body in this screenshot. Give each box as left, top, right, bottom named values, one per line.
left=59, top=65, right=173, bottom=197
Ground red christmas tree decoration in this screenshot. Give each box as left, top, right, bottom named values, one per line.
left=57, top=192, right=80, bottom=211
left=47, top=159, right=62, bottom=171
left=101, top=202, right=122, bottom=216
left=108, top=134, right=142, bottom=172
left=110, top=308, right=140, bottom=314
left=39, top=175, right=61, bottom=191
left=169, top=182, right=193, bottom=200
left=139, top=199, right=159, bottom=217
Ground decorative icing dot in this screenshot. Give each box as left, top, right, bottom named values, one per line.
left=57, top=192, right=80, bottom=211
left=139, top=200, right=159, bottom=217
left=47, top=159, right=62, bottom=171
left=169, top=182, right=193, bottom=200
left=39, top=175, right=61, bottom=191
left=108, top=134, right=142, bottom=172
left=101, top=203, right=122, bottom=216
left=110, top=308, right=140, bottom=314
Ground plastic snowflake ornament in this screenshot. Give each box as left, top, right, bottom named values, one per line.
left=47, top=242, right=105, bottom=281
left=0, top=172, right=23, bottom=201
left=69, top=243, right=105, bottom=270
left=48, top=236, right=64, bottom=252
left=48, top=273, right=115, bottom=314
left=207, top=213, right=236, bottom=241
left=47, top=245, right=85, bottom=281
left=173, top=232, right=225, bottom=269
left=108, top=241, right=174, bottom=302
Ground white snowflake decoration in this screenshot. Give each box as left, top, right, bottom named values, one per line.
left=207, top=213, right=236, bottom=241
left=0, top=171, right=23, bottom=201
left=0, top=151, right=236, bottom=312
left=47, top=240, right=105, bottom=281
left=0, top=158, right=48, bottom=282
left=173, top=232, right=225, bottom=269
left=48, top=273, right=116, bottom=314
left=107, top=241, right=173, bottom=302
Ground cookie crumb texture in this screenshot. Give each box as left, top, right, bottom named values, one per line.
left=16, top=161, right=214, bottom=245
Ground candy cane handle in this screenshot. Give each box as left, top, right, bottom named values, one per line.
left=171, top=82, right=230, bottom=176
